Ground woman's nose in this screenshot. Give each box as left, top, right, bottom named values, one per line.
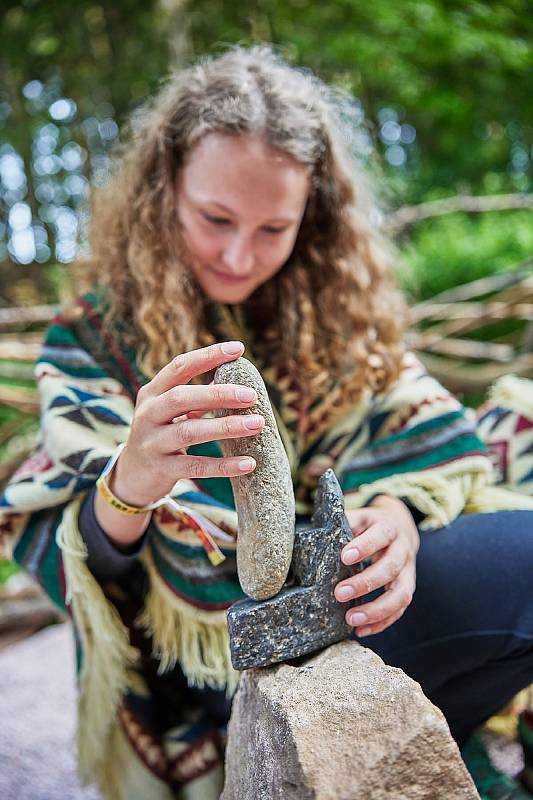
left=221, top=233, right=254, bottom=275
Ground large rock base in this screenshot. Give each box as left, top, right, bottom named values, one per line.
left=221, top=641, right=478, bottom=800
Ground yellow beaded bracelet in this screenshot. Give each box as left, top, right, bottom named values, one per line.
left=95, top=443, right=232, bottom=566
left=96, top=443, right=162, bottom=516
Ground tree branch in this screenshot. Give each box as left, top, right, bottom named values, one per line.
left=386, top=193, right=533, bottom=232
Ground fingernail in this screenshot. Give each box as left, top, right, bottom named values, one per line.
left=236, top=387, right=256, bottom=402
left=349, top=612, right=367, bottom=626
left=343, top=547, right=360, bottom=565
left=244, top=415, right=264, bottom=430
left=239, top=458, right=255, bottom=472
left=357, top=627, right=372, bottom=637
left=222, top=341, right=243, bottom=355
left=336, top=586, right=353, bottom=601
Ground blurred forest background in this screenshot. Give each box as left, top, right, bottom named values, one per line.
left=0, top=0, right=532, bottom=546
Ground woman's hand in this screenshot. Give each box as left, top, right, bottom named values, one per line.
left=334, top=495, right=419, bottom=637
left=111, top=340, right=264, bottom=509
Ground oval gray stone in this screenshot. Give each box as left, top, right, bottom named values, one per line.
left=213, top=357, right=295, bottom=600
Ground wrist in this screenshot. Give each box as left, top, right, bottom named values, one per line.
left=93, top=487, right=152, bottom=548
left=110, top=449, right=158, bottom=509
left=93, top=444, right=155, bottom=548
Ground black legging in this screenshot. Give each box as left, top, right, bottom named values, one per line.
left=364, top=510, right=533, bottom=747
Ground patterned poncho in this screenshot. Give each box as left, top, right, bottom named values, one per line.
left=1, top=292, right=532, bottom=799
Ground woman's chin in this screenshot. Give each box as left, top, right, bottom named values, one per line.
left=201, top=280, right=255, bottom=304
left=209, top=291, right=252, bottom=305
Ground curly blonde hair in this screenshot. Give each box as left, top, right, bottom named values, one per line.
left=84, top=45, right=406, bottom=422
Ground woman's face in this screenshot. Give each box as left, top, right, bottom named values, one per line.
left=176, top=133, right=311, bottom=304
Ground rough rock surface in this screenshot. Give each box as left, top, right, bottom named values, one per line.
left=214, top=357, right=295, bottom=600
left=221, top=640, right=479, bottom=800
left=227, top=469, right=363, bottom=670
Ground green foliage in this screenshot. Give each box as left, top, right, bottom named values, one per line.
left=397, top=210, right=533, bottom=301
left=188, top=0, right=533, bottom=200
left=2, top=0, right=172, bottom=140
left=0, top=0, right=176, bottom=299
left=0, top=559, right=19, bottom=585
left=2, top=1, right=532, bottom=279
left=0, top=402, right=31, bottom=425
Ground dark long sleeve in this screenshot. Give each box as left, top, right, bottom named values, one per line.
left=78, top=486, right=148, bottom=582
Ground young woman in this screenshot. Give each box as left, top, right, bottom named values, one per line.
left=1, top=46, right=532, bottom=800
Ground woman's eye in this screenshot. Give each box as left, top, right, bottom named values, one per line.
left=202, top=213, right=286, bottom=234
left=203, top=214, right=230, bottom=226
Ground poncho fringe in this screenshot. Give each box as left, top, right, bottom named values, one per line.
left=138, top=547, right=239, bottom=693
left=56, top=498, right=135, bottom=783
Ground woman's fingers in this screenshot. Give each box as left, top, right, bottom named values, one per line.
left=335, top=538, right=407, bottom=601
left=344, top=565, right=416, bottom=636
left=341, top=518, right=397, bottom=566
left=351, top=609, right=406, bottom=638
left=338, top=504, right=420, bottom=637
left=118, top=343, right=264, bottom=501
left=152, top=382, right=258, bottom=425
left=155, top=412, right=265, bottom=454
left=144, top=341, right=245, bottom=398
left=167, top=453, right=257, bottom=479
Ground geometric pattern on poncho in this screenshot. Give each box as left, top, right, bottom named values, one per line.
left=476, top=405, right=533, bottom=494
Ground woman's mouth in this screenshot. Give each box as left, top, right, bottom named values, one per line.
left=208, top=267, right=250, bottom=284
